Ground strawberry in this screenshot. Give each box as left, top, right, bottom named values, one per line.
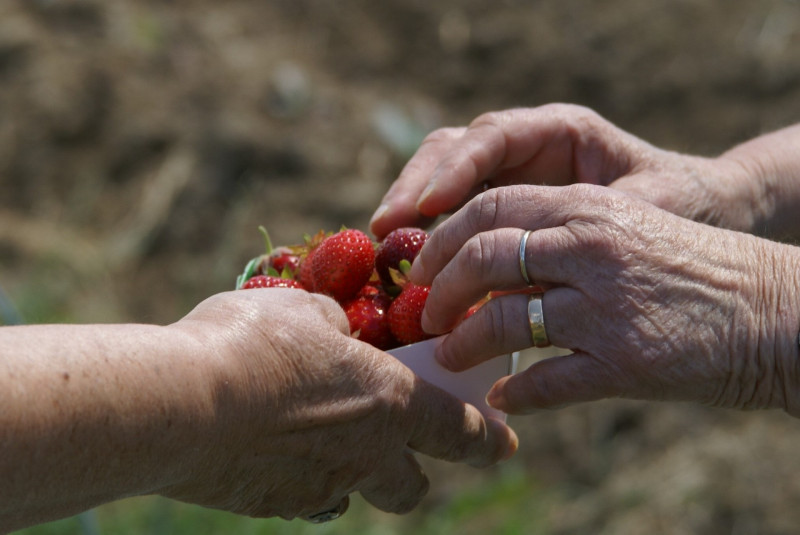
left=298, top=247, right=318, bottom=291
left=311, top=229, right=376, bottom=303
left=375, top=227, right=428, bottom=289
left=344, top=291, right=397, bottom=350
left=241, top=275, right=305, bottom=289
left=235, top=226, right=301, bottom=289
left=388, top=283, right=432, bottom=345
left=267, top=249, right=300, bottom=275
left=295, top=230, right=328, bottom=292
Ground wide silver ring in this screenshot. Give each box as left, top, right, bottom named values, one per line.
left=527, top=293, right=550, bottom=348
left=519, top=230, right=533, bottom=286
left=305, top=496, right=349, bottom=524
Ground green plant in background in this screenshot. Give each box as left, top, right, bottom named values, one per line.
left=13, top=461, right=554, bottom=535
left=0, top=284, right=22, bottom=326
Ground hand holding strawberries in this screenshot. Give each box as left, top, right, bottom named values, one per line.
left=0, top=284, right=518, bottom=530
left=162, top=288, right=517, bottom=519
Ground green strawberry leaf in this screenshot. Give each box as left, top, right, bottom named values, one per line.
left=236, top=257, right=260, bottom=289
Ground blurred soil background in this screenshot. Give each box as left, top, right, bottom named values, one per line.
left=4, top=1, right=800, bottom=534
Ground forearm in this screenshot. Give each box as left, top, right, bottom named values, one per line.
left=718, top=123, right=800, bottom=240
left=0, top=323, right=216, bottom=531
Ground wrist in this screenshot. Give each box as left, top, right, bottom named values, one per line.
left=734, top=239, right=800, bottom=417
left=768, top=243, right=800, bottom=417
left=718, top=125, right=800, bottom=240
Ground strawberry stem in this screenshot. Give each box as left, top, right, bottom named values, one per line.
left=258, top=225, right=274, bottom=254
left=398, top=259, right=412, bottom=275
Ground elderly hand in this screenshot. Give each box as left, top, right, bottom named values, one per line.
left=408, top=184, right=800, bottom=417
left=1, top=288, right=517, bottom=531
left=161, top=288, right=517, bottom=520
left=370, top=104, right=800, bottom=241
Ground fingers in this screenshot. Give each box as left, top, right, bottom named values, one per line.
left=436, top=292, right=542, bottom=371
left=418, top=224, right=598, bottom=336
left=486, top=351, right=634, bottom=413
left=405, top=377, right=518, bottom=468
left=370, top=104, right=637, bottom=238
left=409, top=184, right=586, bottom=287
left=417, top=226, right=538, bottom=334
left=436, top=286, right=588, bottom=372
left=411, top=107, right=579, bottom=217
left=359, top=451, right=430, bottom=514
left=370, top=127, right=466, bottom=239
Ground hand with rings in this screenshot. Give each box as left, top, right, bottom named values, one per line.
left=405, top=184, right=800, bottom=417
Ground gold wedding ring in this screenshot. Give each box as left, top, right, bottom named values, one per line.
left=519, top=230, right=533, bottom=286
left=527, top=293, right=550, bottom=348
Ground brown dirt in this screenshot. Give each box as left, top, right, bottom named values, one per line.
left=4, top=1, right=800, bottom=533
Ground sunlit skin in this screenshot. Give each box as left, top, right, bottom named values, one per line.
left=370, top=104, right=800, bottom=417
left=0, top=289, right=517, bottom=532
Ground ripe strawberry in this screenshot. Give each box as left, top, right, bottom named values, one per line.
left=267, top=249, right=300, bottom=275
left=295, top=230, right=328, bottom=292
left=298, top=247, right=318, bottom=291
left=236, top=226, right=301, bottom=289
left=388, top=283, right=432, bottom=345
left=241, top=275, right=304, bottom=290
left=311, top=229, right=376, bottom=303
left=253, top=227, right=300, bottom=275
left=375, top=227, right=429, bottom=289
left=344, top=291, right=397, bottom=350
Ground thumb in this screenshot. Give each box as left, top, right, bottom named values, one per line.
left=487, top=352, right=630, bottom=413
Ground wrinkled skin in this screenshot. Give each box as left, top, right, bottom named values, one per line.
left=163, top=290, right=517, bottom=518
left=0, top=289, right=516, bottom=531
left=370, top=103, right=800, bottom=242
left=407, top=185, right=800, bottom=417
left=369, top=104, right=800, bottom=418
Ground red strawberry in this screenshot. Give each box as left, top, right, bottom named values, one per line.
left=268, top=249, right=300, bottom=274
left=388, top=283, right=432, bottom=345
left=241, top=275, right=304, bottom=290
left=344, top=291, right=397, bottom=350
left=311, top=229, right=376, bottom=303
left=295, top=230, right=328, bottom=292
left=375, top=227, right=428, bottom=289
left=252, top=226, right=301, bottom=277
left=298, top=247, right=318, bottom=292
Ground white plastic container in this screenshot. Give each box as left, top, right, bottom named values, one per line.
left=388, top=335, right=518, bottom=422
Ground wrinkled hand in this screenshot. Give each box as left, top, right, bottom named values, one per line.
left=163, top=289, right=517, bottom=520
left=408, top=184, right=800, bottom=416
left=370, top=103, right=754, bottom=239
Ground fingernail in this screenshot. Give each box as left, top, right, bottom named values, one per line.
left=432, top=335, right=458, bottom=371
left=370, top=203, right=390, bottom=226
left=416, top=182, right=436, bottom=209
left=503, top=432, right=519, bottom=461
left=485, top=388, right=503, bottom=410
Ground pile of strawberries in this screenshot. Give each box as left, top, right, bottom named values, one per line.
left=236, top=226, right=432, bottom=349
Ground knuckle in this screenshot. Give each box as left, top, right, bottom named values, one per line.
left=460, top=233, right=498, bottom=280
left=540, top=102, right=600, bottom=123
left=471, top=188, right=502, bottom=230
left=469, top=109, right=505, bottom=128
left=421, top=126, right=461, bottom=146
left=483, top=299, right=511, bottom=346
